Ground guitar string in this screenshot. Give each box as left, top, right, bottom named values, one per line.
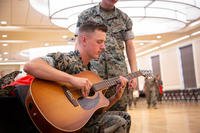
left=92, top=71, right=147, bottom=92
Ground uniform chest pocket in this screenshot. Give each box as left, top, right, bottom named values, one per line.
left=110, top=22, right=127, bottom=40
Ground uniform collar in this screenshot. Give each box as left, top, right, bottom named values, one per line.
left=74, top=50, right=91, bottom=70
left=96, top=3, right=118, bottom=19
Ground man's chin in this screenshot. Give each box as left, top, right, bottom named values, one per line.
left=94, top=55, right=100, bottom=60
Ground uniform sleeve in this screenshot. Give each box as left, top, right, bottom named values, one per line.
left=124, top=16, right=134, bottom=41
left=41, top=54, right=56, bottom=67
left=40, top=52, right=65, bottom=68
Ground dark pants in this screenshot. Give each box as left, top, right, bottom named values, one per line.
left=0, top=85, right=39, bottom=133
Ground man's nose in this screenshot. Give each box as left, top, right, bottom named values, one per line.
left=101, top=43, right=106, bottom=50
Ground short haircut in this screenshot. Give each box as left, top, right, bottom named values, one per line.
left=78, top=21, right=107, bottom=34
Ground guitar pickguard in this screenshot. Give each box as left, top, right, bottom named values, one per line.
left=78, top=93, right=100, bottom=110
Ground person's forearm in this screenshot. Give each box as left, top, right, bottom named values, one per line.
left=126, top=40, right=137, bottom=72
left=24, top=58, right=73, bottom=83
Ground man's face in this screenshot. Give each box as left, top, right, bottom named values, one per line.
left=145, top=78, right=156, bottom=86
left=102, top=0, right=118, bottom=6
left=85, top=30, right=106, bottom=59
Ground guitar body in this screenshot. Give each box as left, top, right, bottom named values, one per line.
left=25, top=71, right=110, bottom=133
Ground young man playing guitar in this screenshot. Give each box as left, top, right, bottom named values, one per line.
left=24, top=21, right=131, bottom=133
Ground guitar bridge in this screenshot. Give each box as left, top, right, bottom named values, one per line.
left=62, top=85, right=79, bottom=107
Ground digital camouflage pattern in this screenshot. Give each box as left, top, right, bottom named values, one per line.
left=144, top=77, right=158, bottom=108
left=0, top=70, right=21, bottom=89
left=0, top=71, right=21, bottom=96
left=42, top=50, right=131, bottom=132
left=42, top=50, right=99, bottom=74
left=77, top=4, right=134, bottom=111
left=82, top=111, right=131, bottom=133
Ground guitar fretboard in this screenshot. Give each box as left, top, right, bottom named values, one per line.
left=92, top=71, right=144, bottom=92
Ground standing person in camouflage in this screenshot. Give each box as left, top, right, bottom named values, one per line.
left=155, top=74, right=163, bottom=101
left=76, top=0, right=137, bottom=111
left=143, top=77, right=158, bottom=109
left=24, top=21, right=131, bottom=133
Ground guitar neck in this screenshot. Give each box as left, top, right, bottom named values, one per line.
left=92, top=71, right=142, bottom=92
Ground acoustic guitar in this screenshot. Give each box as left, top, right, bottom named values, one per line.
left=25, top=70, right=151, bottom=133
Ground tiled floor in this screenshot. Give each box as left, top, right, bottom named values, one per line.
left=128, top=100, right=200, bottom=133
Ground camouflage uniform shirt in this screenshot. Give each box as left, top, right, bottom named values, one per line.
left=42, top=50, right=96, bottom=74
left=76, top=4, right=134, bottom=111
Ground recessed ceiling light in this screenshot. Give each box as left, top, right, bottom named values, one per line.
left=0, top=26, right=22, bottom=30
left=156, top=35, right=162, bottom=39
left=62, top=35, right=68, bottom=39
left=4, top=58, right=8, bottom=61
left=0, top=40, right=29, bottom=43
left=139, top=43, right=144, bottom=46
left=2, top=34, right=7, bottom=38
left=44, top=43, right=49, bottom=46
left=2, top=43, right=8, bottom=46
left=0, top=21, right=7, bottom=25
left=3, top=52, right=8, bottom=55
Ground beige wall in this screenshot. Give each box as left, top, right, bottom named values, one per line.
left=0, top=65, right=20, bottom=77
left=193, top=39, right=200, bottom=88
left=137, top=37, right=200, bottom=91
left=0, top=64, right=27, bottom=79
left=161, top=47, right=182, bottom=90
left=137, top=55, right=152, bottom=90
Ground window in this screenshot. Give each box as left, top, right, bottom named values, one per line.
left=180, top=45, right=196, bottom=89
left=151, top=55, right=161, bottom=77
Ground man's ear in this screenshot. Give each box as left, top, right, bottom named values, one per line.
left=82, top=35, right=87, bottom=46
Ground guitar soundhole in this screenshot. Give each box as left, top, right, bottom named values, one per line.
left=89, top=89, right=95, bottom=96
left=78, top=89, right=95, bottom=100
left=28, top=102, right=33, bottom=110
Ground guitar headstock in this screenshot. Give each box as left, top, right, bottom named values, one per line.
left=138, top=70, right=153, bottom=78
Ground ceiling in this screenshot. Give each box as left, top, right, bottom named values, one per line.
left=0, top=0, right=200, bottom=64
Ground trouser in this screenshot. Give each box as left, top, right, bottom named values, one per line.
left=82, top=111, right=131, bottom=133
left=146, top=89, right=157, bottom=107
